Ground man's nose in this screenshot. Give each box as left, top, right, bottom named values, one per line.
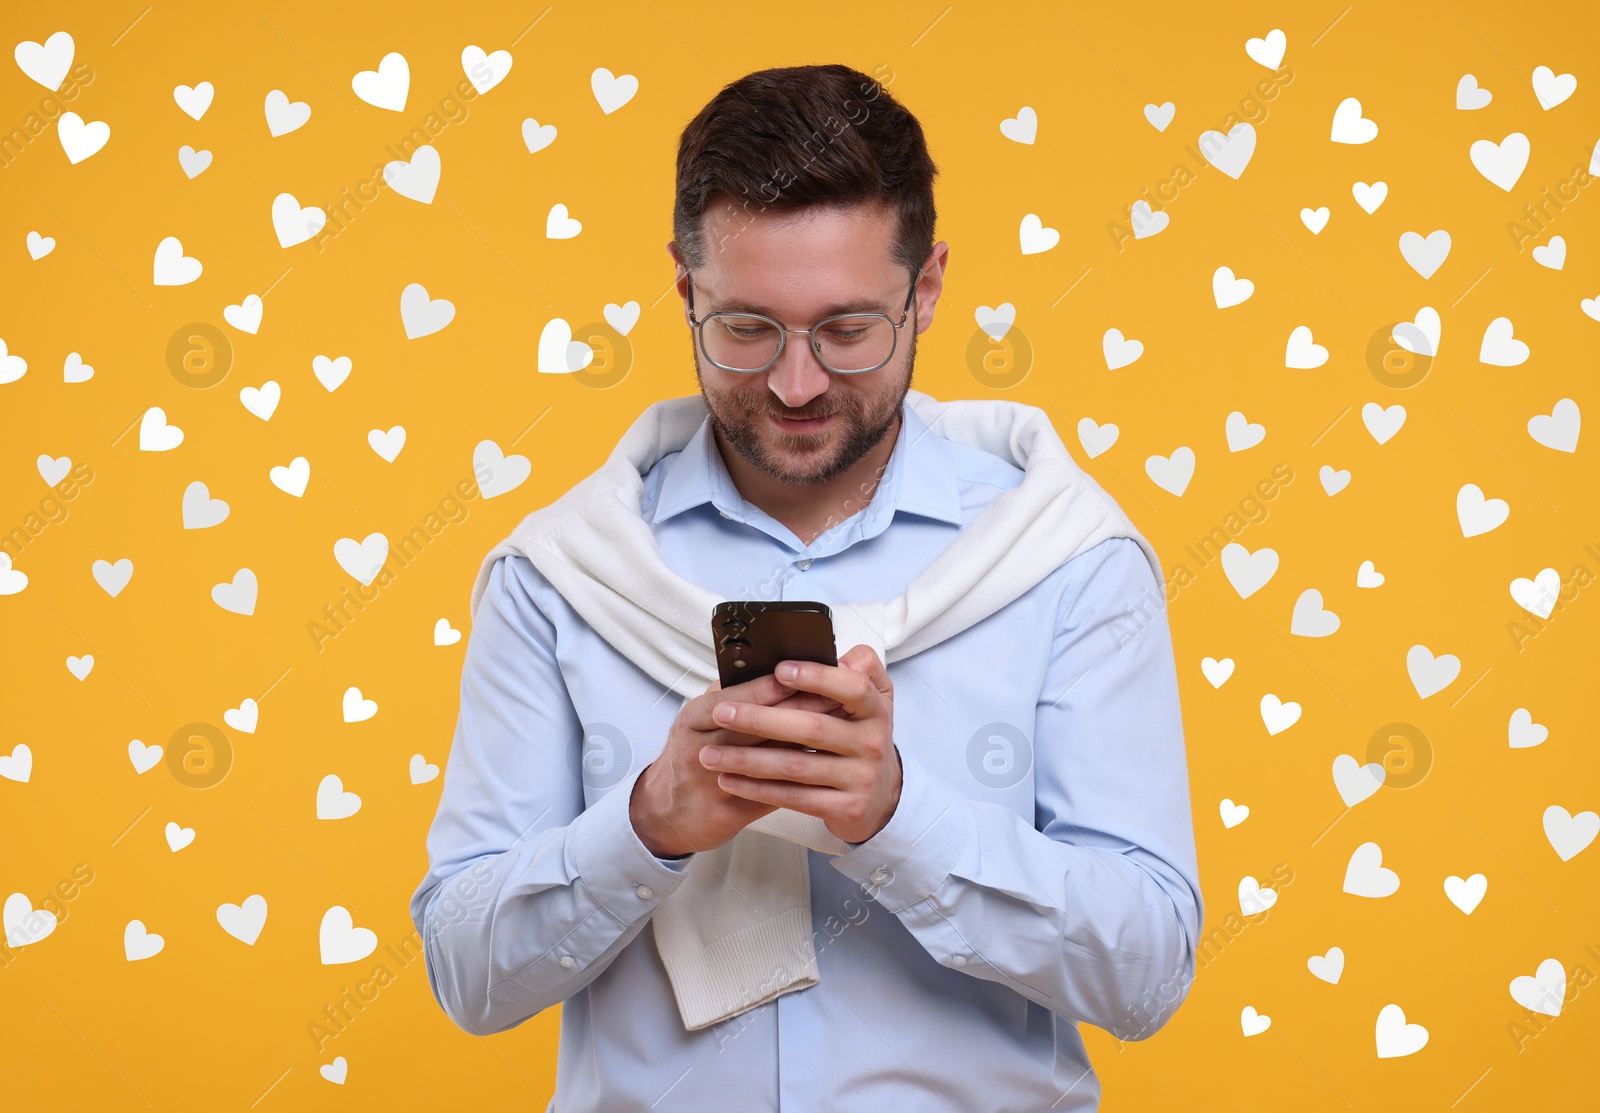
left=766, top=330, right=832, bottom=409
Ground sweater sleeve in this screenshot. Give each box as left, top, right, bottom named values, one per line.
left=829, top=536, right=1204, bottom=1040
left=408, top=554, right=694, bottom=1036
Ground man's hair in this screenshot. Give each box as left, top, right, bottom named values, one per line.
left=672, top=64, right=938, bottom=276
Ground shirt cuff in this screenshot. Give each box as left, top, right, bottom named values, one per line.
left=570, top=762, right=694, bottom=921
left=829, top=745, right=974, bottom=914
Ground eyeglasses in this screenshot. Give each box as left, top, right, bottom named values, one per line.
left=685, top=271, right=919, bottom=374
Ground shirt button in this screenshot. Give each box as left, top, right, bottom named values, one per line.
left=718, top=510, right=732, bottom=519
left=951, top=954, right=967, bottom=967
left=635, top=884, right=654, bottom=900
left=869, top=867, right=890, bottom=886
left=796, top=558, right=812, bottom=570
left=559, top=954, right=576, bottom=969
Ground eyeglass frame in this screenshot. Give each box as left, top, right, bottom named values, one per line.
left=684, top=269, right=921, bottom=375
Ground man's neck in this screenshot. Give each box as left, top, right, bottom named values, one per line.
left=715, top=413, right=902, bottom=547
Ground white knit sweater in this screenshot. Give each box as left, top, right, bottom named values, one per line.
left=469, top=388, right=1160, bottom=1031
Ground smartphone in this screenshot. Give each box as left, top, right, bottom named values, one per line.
left=712, top=600, right=837, bottom=689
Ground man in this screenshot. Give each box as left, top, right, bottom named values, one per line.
left=411, top=63, right=1202, bottom=1112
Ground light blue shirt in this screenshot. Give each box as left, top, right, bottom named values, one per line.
left=410, top=397, right=1203, bottom=1112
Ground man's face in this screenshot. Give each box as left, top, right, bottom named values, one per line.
left=679, top=200, right=923, bottom=488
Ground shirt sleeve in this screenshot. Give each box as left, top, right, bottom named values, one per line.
left=408, top=553, right=695, bottom=1037
left=829, top=536, right=1204, bottom=1040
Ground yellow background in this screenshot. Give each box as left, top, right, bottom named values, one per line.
left=2, top=1, right=1597, bottom=1109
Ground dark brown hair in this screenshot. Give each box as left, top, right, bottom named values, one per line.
left=672, top=64, right=938, bottom=276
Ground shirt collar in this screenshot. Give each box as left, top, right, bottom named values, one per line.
left=650, top=397, right=963, bottom=529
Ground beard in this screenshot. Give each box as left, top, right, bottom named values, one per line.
left=694, top=307, right=917, bottom=488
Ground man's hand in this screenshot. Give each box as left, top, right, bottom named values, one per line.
left=701, top=644, right=901, bottom=845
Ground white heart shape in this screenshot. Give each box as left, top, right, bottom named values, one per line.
left=165, top=820, right=196, bottom=852
left=1352, top=180, right=1388, bottom=213
left=224, top=294, right=264, bottom=335
left=473, top=439, right=532, bottom=498
left=58, top=111, right=110, bottom=163
left=433, top=618, right=461, bottom=646
left=264, top=89, right=311, bottom=136
left=1356, top=559, right=1385, bottom=588
left=1479, top=316, right=1529, bottom=366
left=1544, top=805, right=1600, bottom=861
left=1219, top=797, right=1249, bottom=828
left=410, top=754, right=441, bottom=784
left=317, top=774, right=362, bottom=820
left=1144, top=446, right=1194, bottom=497
left=124, top=920, right=165, bottom=961
left=211, top=568, right=258, bottom=615
left=313, top=354, right=352, bottom=391
left=384, top=144, right=440, bottom=204
left=217, top=894, right=268, bottom=945
left=352, top=51, right=409, bottom=111
left=1212, top=266, right=1254, bottom=308
left=1244, top=29, right=1286, bottom=70
left=1456, top=482, right=1509, bottom=537
left=1510, top=566, right=1561, bottom=619
left=1000, top=105, right=1037, bottom=144
left=1076, top=417, right=1119, bottom=459
left=1332, top=753, right=1385, bottom=807
left=368, top=425, right=406, bottom=462
left=1285, top=324, right=1328, bottom=368
left=1406, top=643, right=1460, bottom=698
left=239, top=379, right=279, bottom=419
left=1443, top=873, right=1487, bottom=914
left=1532, top=236, right=1566, bottom=270
left=1308, top=947, right=1345, bottom=984
left=1291, top=588, right=1340, bottom=636
left=603, top=300, right=640, bottom=336
left=461, top=45, right=513, bottom=95
left=1470, top=132, right=1530, bottom=191
left=318, top=906, right=377, bottom=964
left=1240, top=1006, right=1271, bottom=1037
left=342, top=686, right=378, bottom=723
left=1259, top=692, right=1301, bottom=735
left=152, top=236, right=202, bottom=285
left=1510, top=958, right=1567, bottom=1017
left=1531, top=65, right=1576, bottom=111
left=1362, top=402, right=1406, bottom=444
left=1343, top=841, right=1399, bottom=897
left=1508, top=707, right=1548, bottom=749
left=334, top=533, right=389, bottom=586
left=173, top=81, right=214, bottom=120
left=1375, top=1004, right=1428, bottom=1059
left=269, top=456, right=310, bottom=498
left=521, top=117, right=558, bottom=153
left=1329, top=97, right=1378, bottom=144
left=128, top=739, right=162, bottom=775
left=1398, top=230, right=1451, bottom=279
left=272, top=192, right=325, bottom=248
left=1198, top=123, right=1256, bottom=178
left=1224, top=410, right=1265, bottom=451
left=400, top=283, right=455, bottom=339
left=1201, top=656, right=1234, bottom=688
left=14, top=31, right=75, bottom=91
left=590, top=67, right=638, bottom=114
left=1456, top=74, right=1491, bottom=110
left=139, top=406, right=184, bottom=451
left=1221, top=543, right=1278, bottom=598
left=1018, top=212, right=1059, bottom=254
left=223, top=698, right=258, bottom=734
left=1102, top=328, right=1143, bottom=370
left=0, top=743, right=33, bottom=783
left=1142, top=102, right=1174, bottom=132
left=92, top=557, right=134, bottom=597
left=1528, top=398, right=1580, bottom=452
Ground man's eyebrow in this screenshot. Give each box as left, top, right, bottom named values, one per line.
left=709, top=294, right=894, bottom=318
